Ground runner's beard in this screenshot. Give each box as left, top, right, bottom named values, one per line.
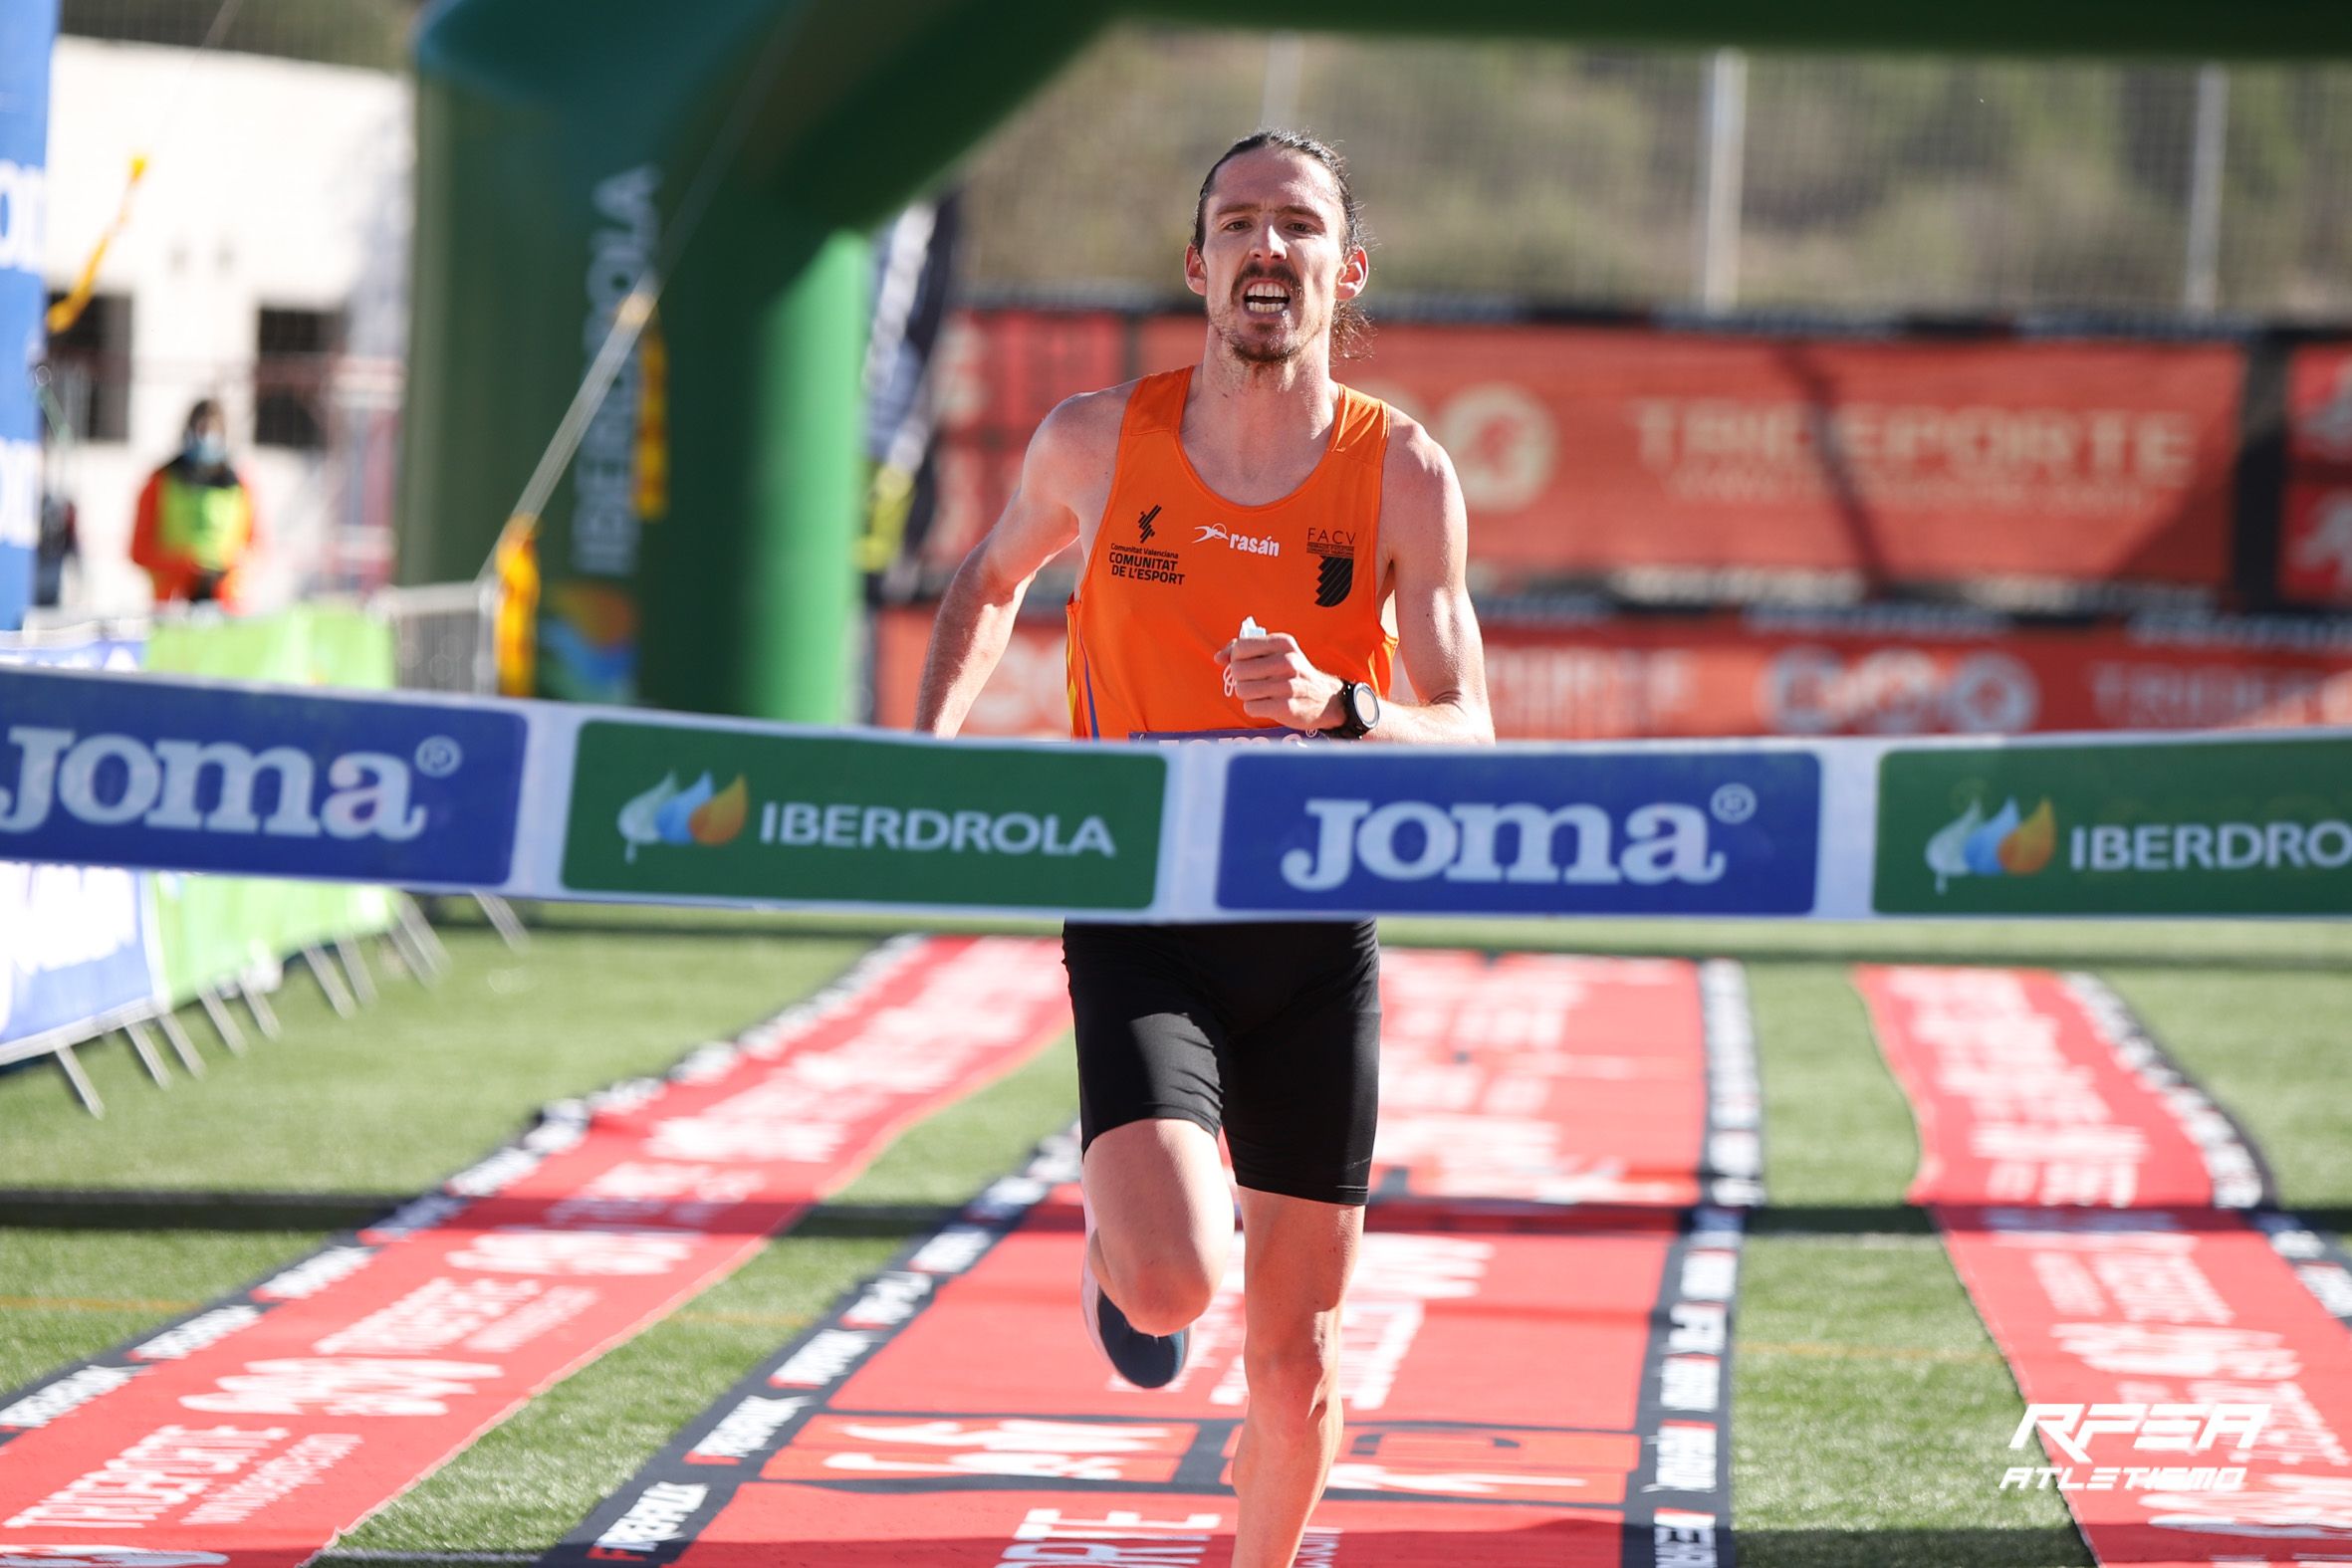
left=1216, top=296, right=1322, bottom=366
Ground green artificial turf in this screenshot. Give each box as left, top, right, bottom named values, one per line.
left=501, top=898, right=2352, bottom=974
left=0, top=927, right=870, bottom=1193
left=1731, top=960, right=2088, bottom=1566
left=2104, top=967, right=2352, bottom=1212
left=0, top=923, right=867, bottom=1394
left=322, top=1041, right=1080, bottom=1557
left=2, top=908, right=2345, bottom=1568
left=0, top=1229, right=335, bottom=1389
left=1735, top=1235, right=2095, bottom=1568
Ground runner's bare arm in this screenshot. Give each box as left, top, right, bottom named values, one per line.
left=914, top=393, right=1116, bottom=736
left=1217, top=415, right=1493, bottom=744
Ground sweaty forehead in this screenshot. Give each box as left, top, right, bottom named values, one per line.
left=1205, top=148, right=1344, bottom=223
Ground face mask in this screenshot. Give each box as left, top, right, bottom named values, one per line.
left=186, top=434, right=227, bottom=467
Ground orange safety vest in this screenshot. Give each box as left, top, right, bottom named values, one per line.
left=1065, top=367, right=1395, bottom=741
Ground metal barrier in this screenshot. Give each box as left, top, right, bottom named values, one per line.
left=372, top=579, right=530, bottom=950
left=0, top=601, right=473, bottom=1114
left=375, top=578, right=499, bottom=696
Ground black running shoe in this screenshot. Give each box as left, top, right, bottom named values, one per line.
left=1080, top=1253, right=1190, bottom=1389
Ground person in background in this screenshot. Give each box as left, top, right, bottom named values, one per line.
left=34, top=417, right=78, bottom=608
left=34, top=485, right=77, bottom=609
left=131, top=398, right=259, bottom=608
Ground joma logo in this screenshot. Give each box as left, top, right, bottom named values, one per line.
left=0, top=727, right=434, bottom=841
left=1282, top=797, right=1728, bottom=892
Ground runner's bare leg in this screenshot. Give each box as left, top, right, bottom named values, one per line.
left=1230, top=1187, right=1362, bottom=1568
left=1082, top=1117, right=1231, bottom=1335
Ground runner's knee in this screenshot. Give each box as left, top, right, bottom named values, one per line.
left=1104, top=1248, right=1219, bottom=1335
left=1243, top=1330, right=1339, bottom=1437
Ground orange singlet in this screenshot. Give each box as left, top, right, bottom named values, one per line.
left=1065, top=367, right=1396, bottom=741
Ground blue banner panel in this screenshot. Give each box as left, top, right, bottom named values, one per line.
left=0, top=861, right=155, bottom=1047
left=0, top=667, right=526, bottom=884
left=1, top=638, right=156, bottom=1048
left=0, top=0, right=57, bottom=630
left=1215, top=747, right=1822, bottom=917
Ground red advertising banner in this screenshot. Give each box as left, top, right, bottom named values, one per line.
left=869, top=605, right=2352, bottom=740
left=924, top=310, right=2248, bottom=597
left=2282, top=343, right=2352, bottom=607
left=0, top=938, right=1072, bottom=1568
left=920, top=310, right=1125, bottom=579
left=1859, top=966, right=2352, bottom=1568
left=543, top=952, right=1759, bottom=1568
left=1853, top=967, right=2242, bottom=1210
left=1136, top=316, right=2245, bottom=593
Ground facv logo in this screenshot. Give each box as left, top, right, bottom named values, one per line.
left=1281, top=795, right=1735, bottom=892
left=0, top=727, right=443, bottom=841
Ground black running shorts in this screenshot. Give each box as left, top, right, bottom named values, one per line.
left=1061, top=919, right=1381, bottom=1207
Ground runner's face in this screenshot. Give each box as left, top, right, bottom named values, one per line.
left=1187, top=148, right=1365, bottom=367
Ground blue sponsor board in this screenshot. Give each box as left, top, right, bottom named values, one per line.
left=1215, top=748, right=1822, bottom=917
left=0, top=862, right=158, bottom=1049
left=0, top=0, right=56, bottom=629
left=0, top=640, right=159, bottom=1047
left=0, top=667, right=525, bottom=885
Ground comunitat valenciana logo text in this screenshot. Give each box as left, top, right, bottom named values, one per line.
left=0, top=727, right=445, bottom=840
left=1281, top=791, right=1754, bottom=892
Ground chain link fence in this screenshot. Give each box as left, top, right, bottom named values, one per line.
left=58, top=0, right=418, bottom=71
left=960, top=27, right=2352, bottom=322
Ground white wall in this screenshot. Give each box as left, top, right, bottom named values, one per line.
left=43, top=38, right=410, bottom=612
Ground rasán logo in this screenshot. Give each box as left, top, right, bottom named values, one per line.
left=1924, top=794, right=2056, bottom=893
left=1218, top=751, right=1820, bottom=916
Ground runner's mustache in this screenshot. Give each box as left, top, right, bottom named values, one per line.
left=1233, top=267, right=1303, bottom=297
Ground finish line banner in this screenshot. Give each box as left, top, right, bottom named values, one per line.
left=4, top=664, right=2350, bottom=921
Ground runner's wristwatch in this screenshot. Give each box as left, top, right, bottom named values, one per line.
left=1328, top=680, right=1381, bottom=741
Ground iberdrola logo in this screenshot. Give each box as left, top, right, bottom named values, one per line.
left=1925, top=793, right=2056, bottom=893
left=617, top=772, right=749, bottom=862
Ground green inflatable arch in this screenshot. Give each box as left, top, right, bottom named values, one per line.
left=399, top=0, right=2351, bottom=722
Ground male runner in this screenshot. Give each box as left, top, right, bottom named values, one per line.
left=914, top=129, right=1492, bottom=1567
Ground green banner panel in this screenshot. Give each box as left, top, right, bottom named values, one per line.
left=1874, top=737, right=2352, bottom=916
left=142, top=608, right=401, bottom=999
left=561, top=720, right=1166, bottom=911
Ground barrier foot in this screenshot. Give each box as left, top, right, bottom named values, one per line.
left=474, top=892, right=530, bottom=952
left=198, top=987, right=248, bottom=1054
left=304, top=946, right=358, bottom=1018
left=404, top=888, right=453, bottom=973
left=156, top=1009, right=207, bottom=1077
left=337, top=937, right=378, bottom=1007
left=239, top=979, right=283, bottom=1041
left=56, top=1042, right=104, bottom=1117
left=122, top=1020, right=171, bottom=1087
left=382, top=921, right=429, bottom=987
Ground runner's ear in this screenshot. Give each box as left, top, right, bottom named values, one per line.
left=1336, top=245, right=1369, bottom=302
